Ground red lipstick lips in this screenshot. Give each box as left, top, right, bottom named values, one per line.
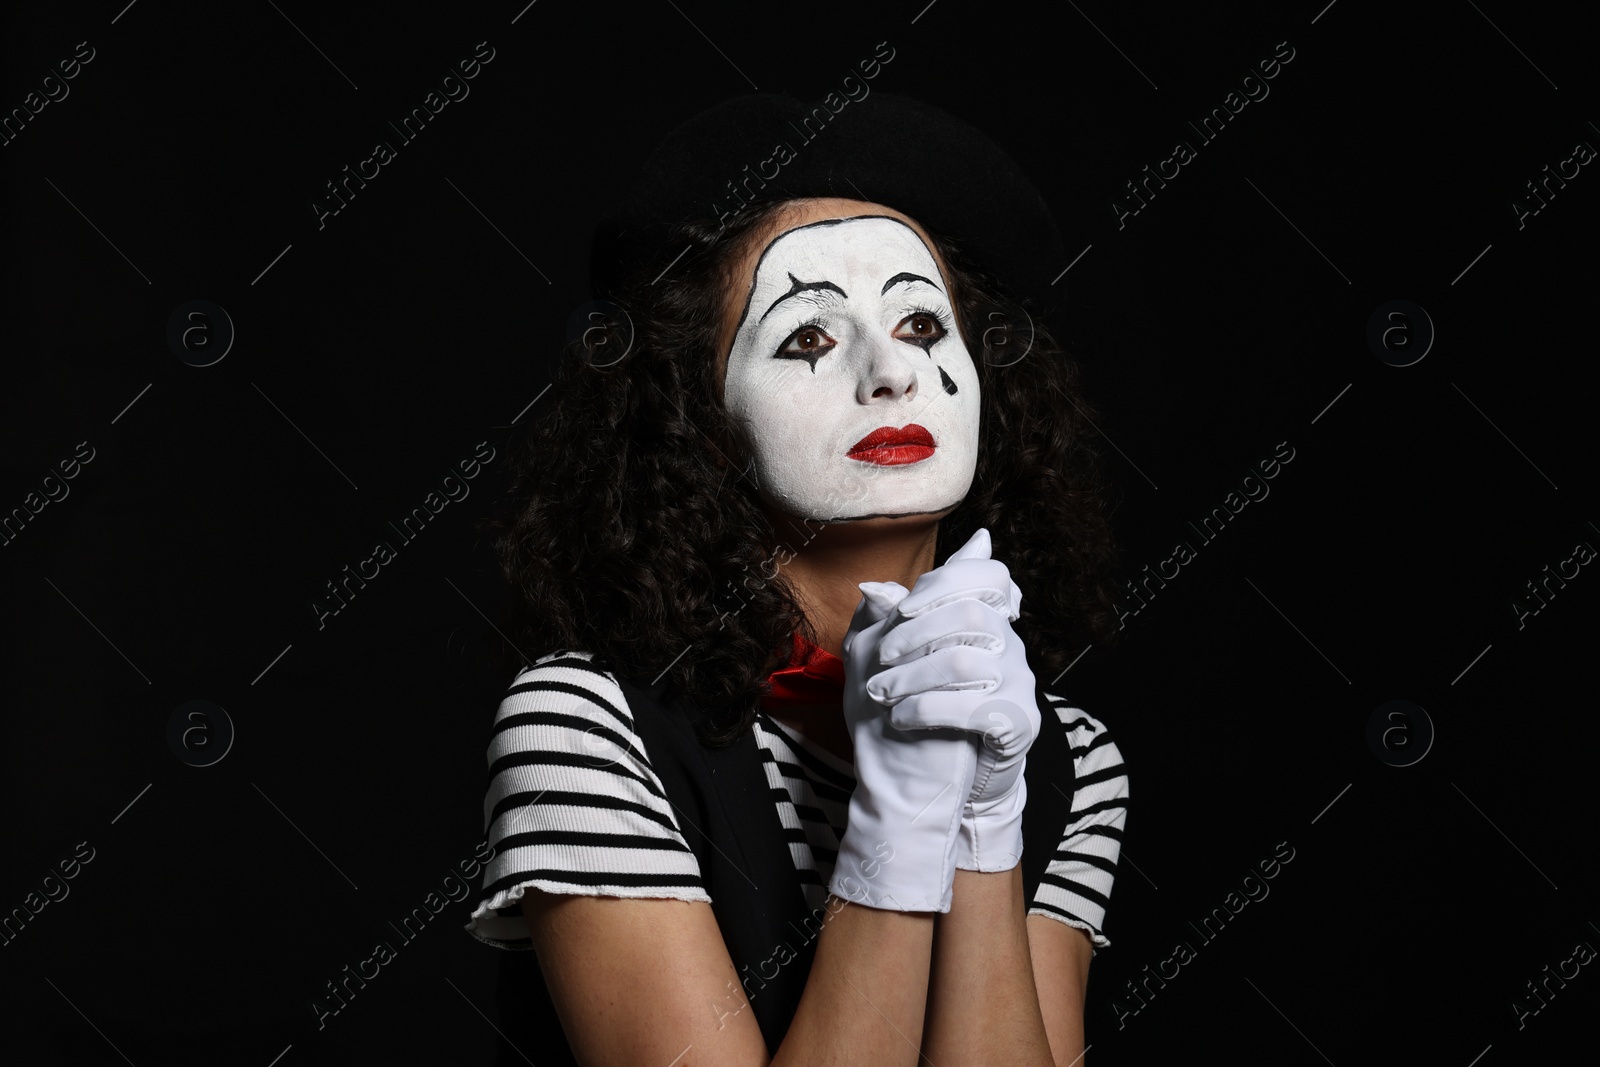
left=847, top=424, right=936, bottom=465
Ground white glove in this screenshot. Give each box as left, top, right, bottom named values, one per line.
left=830, top=581, right=977, bottom=913
left=867, top=528, right=1041, bottom=872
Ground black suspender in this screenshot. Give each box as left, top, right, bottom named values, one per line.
left=487, top=673, right=1080, bottom=1063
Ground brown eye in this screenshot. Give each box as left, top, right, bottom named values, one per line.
left=894, top=312, right=947, bottom=353
left=792, top=328, right=825, bottom=350
left=776, top=324, right=837, bottom=360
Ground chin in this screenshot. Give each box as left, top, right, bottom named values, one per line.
left=791, top=496, right=965, bottom=524
left=761, top=460, right=975, bottom=524
left=843, top=509, right=957, bottom=524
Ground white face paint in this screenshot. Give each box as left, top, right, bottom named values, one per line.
left=722, top=215, right=982, bottom=522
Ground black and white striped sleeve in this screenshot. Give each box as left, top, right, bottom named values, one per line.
left=1027, top=695, right=1129, bottom=951
left=464, top=650, right=711, bottom=950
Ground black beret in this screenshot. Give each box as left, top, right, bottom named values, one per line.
left=591, top=91, right=1068, bottom=317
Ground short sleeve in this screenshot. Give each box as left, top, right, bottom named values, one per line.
left=464, top=650, right=711, bottom=950
left=1026, top=695, right=1129, bottom=952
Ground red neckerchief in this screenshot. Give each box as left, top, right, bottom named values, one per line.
left=761, top=629, right=845, bottom=710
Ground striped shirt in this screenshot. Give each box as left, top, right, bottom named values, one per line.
left=466, top=649, right=1129, bottom=951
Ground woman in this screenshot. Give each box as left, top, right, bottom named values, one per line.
left=466, top=92, right=1129, bottom=1066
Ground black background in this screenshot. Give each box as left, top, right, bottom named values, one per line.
left=2, top=1, right=1595, bottom=1064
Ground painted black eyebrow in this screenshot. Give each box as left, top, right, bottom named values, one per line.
left=881, top=272, right=941, bottom=296
left=726, top=215, right=933, bottom=352
left=760, top=272, right=848, bottom=323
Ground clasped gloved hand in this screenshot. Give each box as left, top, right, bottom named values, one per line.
left=865, top=528, right=1042, bottom=873
left=830, top=579, right=977, bottom=913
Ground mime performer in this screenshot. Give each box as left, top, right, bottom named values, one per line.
left=466, top=91, right=1132, bottom=1067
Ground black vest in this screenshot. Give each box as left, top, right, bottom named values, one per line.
left=487, top=673, right=1078, bottom=1064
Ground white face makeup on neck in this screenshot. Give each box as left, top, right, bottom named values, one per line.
left=722, top=214, right=982, bottom=523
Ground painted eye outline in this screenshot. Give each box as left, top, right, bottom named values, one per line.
left=771, top=302, right=954, bottom=365
left=893, top=305, right=951, bottom=354
left=774, top=322, right=838, bottom=361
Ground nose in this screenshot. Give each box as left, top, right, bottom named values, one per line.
left=854, top=333, right=920, bottom=405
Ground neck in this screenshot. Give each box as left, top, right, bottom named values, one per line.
left=766, top=506, right=947, bottom=660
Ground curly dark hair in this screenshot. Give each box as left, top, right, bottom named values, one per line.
left=484, top=196, right=1125, bottom=747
